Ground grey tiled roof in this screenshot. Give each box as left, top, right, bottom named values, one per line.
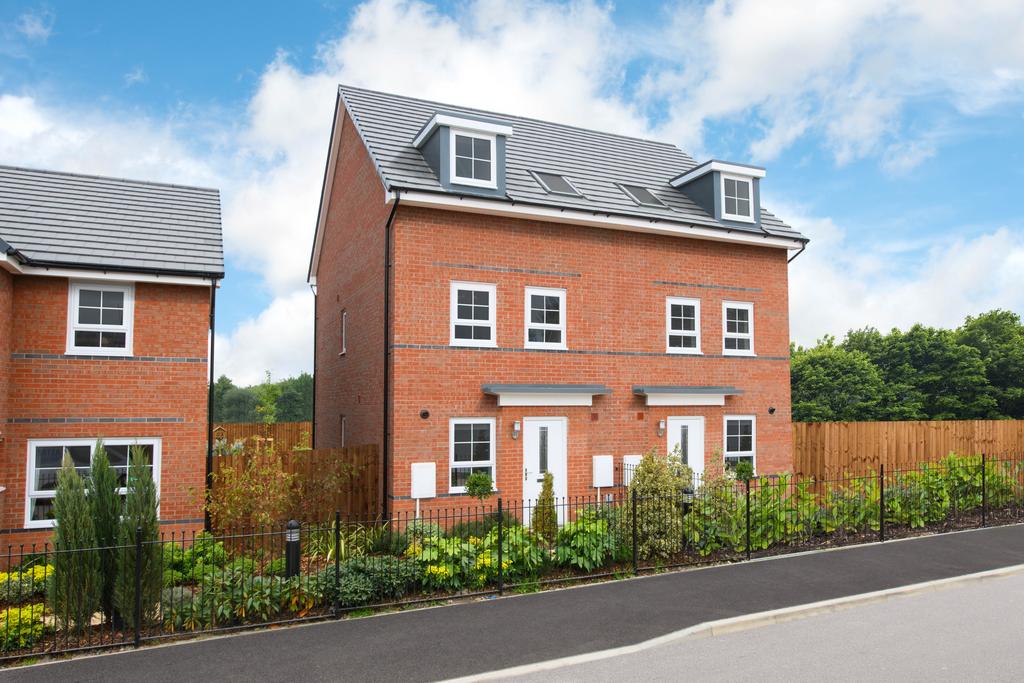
left=338, top=85, right=805, bottom=242
left=0, top=165, right=224, bottom=277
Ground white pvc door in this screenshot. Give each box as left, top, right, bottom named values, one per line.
left=667, top=416, right=705, bottom=483
left=522, top=417, right=567, bottom=523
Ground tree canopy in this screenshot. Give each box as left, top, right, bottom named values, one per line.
left=792, top=310, right=1022, bottom=422
left=213, top=372, right=313, bottom=423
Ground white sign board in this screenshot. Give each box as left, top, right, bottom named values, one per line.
left=592, top=455, right=614, bottom=488
left=410, top=462, right=436, bottom=500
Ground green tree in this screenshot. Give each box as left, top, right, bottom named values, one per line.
left=114, top=447, right=162, bottom=630
left=956, top=310, right=1024, bottom=418
left=50, top=454, right=101, bottom=634
left=88, top=442, right=122, bottom=622
left=212, top=375, right=236, bottom=422
left=253, top=371, right=283, bottom=425
left=276, top=372, right=314, bottom=422
left=791, top=339, right=885, bottom=421
left=531, top=473, right=558, bottom=543
left=219, top=385, right=259, bottom=423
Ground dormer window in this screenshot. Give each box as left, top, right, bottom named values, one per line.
left=452, top=132, right=495, bottom=188
left=619, top=184, right=664, bottom=207
left=722, top=175, right=753, bottom=221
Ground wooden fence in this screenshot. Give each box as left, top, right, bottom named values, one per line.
left=793, top=420, right=1024, bottom=479
left=211, top=444, right=380, bottom=521
left=213, top=421, right=312, bottom=453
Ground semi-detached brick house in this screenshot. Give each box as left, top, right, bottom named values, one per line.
left=309, top=86, right=808, bottom=518
left=0, top=166, right=223, bottom=548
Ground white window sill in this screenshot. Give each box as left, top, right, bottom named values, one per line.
left=525, top=342, right=567, bottom=351
left=23, top=518, right=56, bottom=529
left=66, top=348, right=134, bottom=357
left=450, top=340, right=498, bottom=348
left=723, top=349, right=756, bottom=357
left=667, top=348, right=703, bottom=355
left=450, top=177, right=497, bottom=190
left=722, top=212, right=756, bottom=223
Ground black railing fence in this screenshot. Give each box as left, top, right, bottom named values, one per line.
left=3, top=453, right=1023, bottom=660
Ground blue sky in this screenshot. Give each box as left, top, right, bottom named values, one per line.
left=2, top=0, right=1023, bottom=384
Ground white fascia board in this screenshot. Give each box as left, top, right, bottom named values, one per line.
left=645, top=393, right=727, bottom=407
left=496, top=392, right=596, bottom=407
left=396, top=191, right=802, bottom=251
left=14, top=263, right=215, bottom=286
left=670, top=161, right=767, bottom=188
left=1, top=252, right=20, bottom=274
left=309, top=95, right=347, bottom=284
left=412, top=114, right=514, bottom=148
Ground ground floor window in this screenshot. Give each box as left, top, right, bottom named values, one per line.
left=25, top=438, right=161, bottom=528
left=449, top=418, right=495, bottom=493
left=723, top=416, right=755, bottom=471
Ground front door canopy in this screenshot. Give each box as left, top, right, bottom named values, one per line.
left=633, top=385, right=743, bottom=407
left=482, top=384, right=611, bottom=407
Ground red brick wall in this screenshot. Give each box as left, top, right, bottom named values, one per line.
left=387, top=206, right=793, bottom=514
left=0, top=269, right=11, bottom=530
left=312, top=108, right=391, bottom=457
left=1, top=275, right=211, bottom=546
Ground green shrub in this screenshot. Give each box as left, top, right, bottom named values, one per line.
left=0, top=604, right=49, bottom=650
left=473, top=525, right=545, bottom=584
left=628, top=451, right=685, bottom=561
left=465, top=472, right=494, bottom=501
left=556, top=509, right=617, bottom=571
left=683, top=476, right=743, bottom=556
left=50, top=455, right=101, bottom=634
left=446, top=512, right=517, bottom=540
left=0, top=564, right=52, bottom=603
left=162, top=568, right=186, bottom=588
left=405, top=534, right=477, bottom=591
left=264, top=557, right=287, bottom=577
left=114, top=447, right=162, bottom=630
left=180, top=532, right=229, bottom=578
left=531, top=473, right=558, bottom=543
left=321, top=557, right=418, bottom=607
left=89, top=442, right=122, bottom=621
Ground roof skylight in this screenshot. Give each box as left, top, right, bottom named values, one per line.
left=619, top=184, right=664, bottom=207
left=533, top=172, right=580, bottom=196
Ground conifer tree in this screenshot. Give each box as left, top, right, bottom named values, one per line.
left=50, top=453, right=101, bottom=633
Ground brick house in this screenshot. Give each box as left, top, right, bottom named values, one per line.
left=308, top=86, right=807, bottom=517
left=0, top=165, right=223, bottom=547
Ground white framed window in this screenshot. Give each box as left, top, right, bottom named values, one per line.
left=450, top=130, right=496, bottom=189
left=450, top=281, right=497, bottom=347
left=666, top=296, right=700, bottom=354
left=721, top=174, right=754, bottom=222
left=722, top=301, right=755, bottom=356
left=340, top=310, right=347, bottom=356
left=66, top=281, right=134, bottom=356
left=723, top=416, right=755, bottom=471
left=25, top=437, right=161, bottom=528
left=449, top=418, right=495, bottom=493
left=524, top=286, right=566, bottom=349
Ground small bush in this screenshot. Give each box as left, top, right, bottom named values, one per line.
left=556, top=510, right=617, bottom=571
left=628, top=450, right=685, bottom=561
left=465, top=472, right=494, bottom=501
left=0, top=564, right=52, bottom=603
left=1, top=604, right=49, bottom=650
left=321, top=557, right=418, bottom=607
left=405, top=535, right=477, bottom=592
left=473, top=525, right=545, bottom=584
left=114, top=447, right=162, bottom=630
left=264, top=557, right=287, bottom=577
left=531, top=473, right=558, bottom=543
left=446, top=512, right=517, bottom=540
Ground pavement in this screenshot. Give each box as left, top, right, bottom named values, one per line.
left=494, top=569, right=1024, bottom=682
left=3, top=524, right=1024, bottom=682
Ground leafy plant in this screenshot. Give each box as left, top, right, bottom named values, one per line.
left=0, top=564, right=52, bottom=603
left=404, top=534, right=477, bottom=592
left=50, top=454, right=101, bottom=634
left=556, top=509, right=617, bottom=571
left=0, top=604, right=49, bottom=650
left=628, top=450, right=685, bottom=561
left=465, top=472, right=494, bottom=501
left=114, top=447, right=162, bottom=631
left=207, top=440, right=295, bottom=530
left=88, top=442, right=121, bottom=622
left=474, top=525, right=545, bottom=584
left=531, top=472, right=558, bottom=543
left=321, top=557, right=418, bottom=607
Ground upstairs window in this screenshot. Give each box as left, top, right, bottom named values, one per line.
left=450, top=282, right=496, bottom=347
left=524, top=287, right=566, bottom=349
left=619, top=184, right=665, bottom=207
left=451, top=132, right=496, bottom=188
left=724, top=416, right=755, bottom=471
left=67, top=281, right=134, bottom=356
left=723, top=301, right=754, bottom=355
left=666, top=297, right=700, bottom=353
left=532, top=172, right=580, bottom=196
left=722, top=175, right=753, bottom=221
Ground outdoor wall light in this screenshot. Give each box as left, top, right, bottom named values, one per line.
left=512, top=420, right=521, bottom=440
left=657, top=419, right=666, bottom=437
left=768, top=406, right=777, bottom=415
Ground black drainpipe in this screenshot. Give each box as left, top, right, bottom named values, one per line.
left=204, top=279, right=217, bottom=531
left=382, top=191, right=401, bottom=518
left=787, top=243, right=807, bottom=263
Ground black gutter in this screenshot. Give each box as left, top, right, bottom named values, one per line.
left=7, top=254, right=224, bottom=280
left=204, top=280, right=217, bottom=531
left=787, top=243, right=807, bottom=263
left=382, top=190, right=400, bottom=518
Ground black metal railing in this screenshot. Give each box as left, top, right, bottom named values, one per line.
left=3, top=452, right=1023, bottom=661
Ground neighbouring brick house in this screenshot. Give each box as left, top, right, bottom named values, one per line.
left=0, top=165, right=223, bottom=547
left=309, top=86, right=807, bottom=517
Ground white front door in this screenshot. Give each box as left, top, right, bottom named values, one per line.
left=667, top=416, right=705, bottom=483
left=522, top=417, right=568, bottom=523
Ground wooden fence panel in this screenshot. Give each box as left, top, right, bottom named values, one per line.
left=213, top=421, right=312, bottom=453
left=211, top=444, right=380, bottom=521
left=793, top=420, right=1024, bottom=479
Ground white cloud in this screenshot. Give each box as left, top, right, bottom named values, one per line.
left=123, top=66, right=147, bottom=87
left=787, top=203, right=1024, bottom=344
left=15, top=9, right=54, bottom=42
left=214, top=290, right=314, bottom=386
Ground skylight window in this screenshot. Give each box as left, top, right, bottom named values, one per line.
left=532, top=172, right=579, bottom=196
left=619, top=184, right=664, bottom=207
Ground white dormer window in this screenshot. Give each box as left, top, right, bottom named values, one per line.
left=451, top=131, right=496, bottom=189
left=721, top=175, right=753, bottom=222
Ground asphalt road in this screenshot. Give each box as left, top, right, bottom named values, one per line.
left=503, top=570, right=1024, bottom=682
left=4, top=525, right=1024, bottom=682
